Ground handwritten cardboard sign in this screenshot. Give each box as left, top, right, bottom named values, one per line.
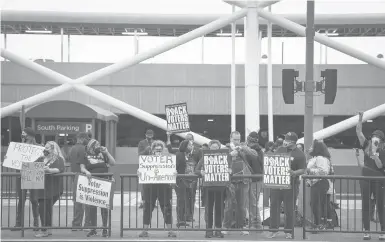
left=138, top=155, right=176, bottom=184
left=2, top=142, right=44, bottom=170
left=21, top=162, right=45, bottom=189
left=263, top=154, right=292, bottom=189
left=202, top=150, right=230, bottom=187
left=74, top=174, right=115, bottom=210
left=165, top=103, right=190, bottom=134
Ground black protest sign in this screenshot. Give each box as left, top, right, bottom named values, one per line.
left=202, top=149, right=230, bottom=187
left=165, top=103, right=190, bottom=134
left=21, top=162, right=45, bottom=189
left=263, top=154, right=292, bottom=189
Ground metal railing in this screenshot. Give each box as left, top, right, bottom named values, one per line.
left=1, top=172, right=113, bottom=237
left=119, top=174, right=297, bottom=238
left=301, top=175, right=385, bottom=239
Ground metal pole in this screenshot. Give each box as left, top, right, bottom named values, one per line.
left=245, top=3, right=260, bottom=138
left=4, top=33, right=7, bottom=49
left=267, top=5, right=274, bottom=142
left=67, top=34, right=70, bottom=62
left=1, top=9, right=248, bottom=117
left=281, top=42, right=284, bottom=64
left=257, top=8, right=385, bottom=70
left=319, top=43, right=323, bottom=64
left=60, top=28, right=64, bottom=62
left=134, top=30, right=139, bottom=55
left=304, top=0, right=315, bottom=155
left=231, top=5, right=236, bottom=132
left=201, top=36, right=204, bottom=64
left=325, top=45, right=328, bottom=64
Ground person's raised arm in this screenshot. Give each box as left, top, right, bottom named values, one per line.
left=356, top=112, right=366, bottom=147
left=102, top=147, right=116, bottom=166
left=355, top=148, right=364, bottom=167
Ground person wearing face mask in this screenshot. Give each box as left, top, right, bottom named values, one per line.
left=137, top=140, right=177, bottom=238
left=195, top=140, right=229, bottom=238
left=80, top=139, right=116, bottom=238
left=138, top=129, right=155, bottom=209
left=356, top=111, right=385, bottom=240
left=11, top=127, right=40, bottom=231
left=166, top=131, right=180, bottom=155
left=34, top=141, right=65, bottom=237
left=68, top=132, right=90, bottom=230
left=175, top=140, right=195, bottom=227
left=267, top=132, right=306, bottom=239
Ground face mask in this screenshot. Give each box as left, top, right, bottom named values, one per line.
left=94, top=147, right=102, bottom=154
left=21, top=135, right=27, bottom=140
left=43, top=150, right=50, bottom=156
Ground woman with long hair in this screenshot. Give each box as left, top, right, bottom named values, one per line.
left=306, top=140, right=333, bottom=231
left=34, top=141, right=65, bottom=238
left=138, top=140, right=176, bottom=238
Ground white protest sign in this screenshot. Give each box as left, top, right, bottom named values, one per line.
left=75, top=174, right=115, bottom=210
left=21, top=162, right=45, bottom=189
left=2, top=142, right=44, bottom=170
left=138, top=155, right=177, bottom=184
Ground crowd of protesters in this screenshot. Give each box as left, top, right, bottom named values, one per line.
left=6, top=109, right=385, bottom=240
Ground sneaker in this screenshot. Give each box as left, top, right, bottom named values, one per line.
left=222, top=230, right=230, bottom=235
left=379, top=234, right=385, bottom=241
left=102, top=229, right=109, bottom=238
left=214, top=231, right=224, bottom=238
left=86, top=230, right=98, bottom=237
left=285, top=233, right=293, bottom=239
left=205, top=231, right=213, bottom=238
left=138, top=231, right=149, bottom=238
left=35, top=231, right=49, bottom=238
left=363, top=232, right=371, bottom=240
left=168, top=231, right=177, bottom=237
left=267, top=232, right=279, bottom=239
left=241, top=227, right=250, bottom=236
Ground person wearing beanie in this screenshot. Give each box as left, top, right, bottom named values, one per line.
left=174, top=140, right=195, bottom=227
left=356, top=111, right=385, bottom=240
left=11, top=127, right=40, bottom=231
left=268, top=131, right=306, bottom=239
left=245, top=131, right=264, bottom=232
left=80, top=139, right=116, bottom=238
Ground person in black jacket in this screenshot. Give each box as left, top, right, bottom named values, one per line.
left=175, top=140, right=195, bottom=227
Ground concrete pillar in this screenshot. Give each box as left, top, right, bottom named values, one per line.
left=313, top=115, right=324, bottom=133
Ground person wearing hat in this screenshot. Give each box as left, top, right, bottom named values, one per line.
left=11, top=127, right=40, bottom=231
left=68, top=132, right=90, bottom=230
left=356, top=111, right=385, bottom=240
left=267, top=131, right=306, bottom=239
left=137, top=129, right=155, bottom=209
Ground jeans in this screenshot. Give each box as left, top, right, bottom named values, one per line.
left=247, top=181, right=262, bottom=228
left=185, top=182, right=197, bottom=220
left=142, top=184, right=173, bottom=225
left=38, top=195, right=60, bottom=231
left=204, top=188, right=225, bottom=229
left=85, top=205, right=109, bottom=228
left=269, top=188, right=295, bottom=232
left=176, top=180, right=188, bottom=223
left=360, top=180, right=385, bottom=231
left=310, top=179, right=330, bottom=225
left=223, top=182, right=249, bottom=228
left=15, top=178, right=39, bottom=226
left=72, top=202, right=87, bottom=227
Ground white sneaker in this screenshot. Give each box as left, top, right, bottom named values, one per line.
left=241, top=227, right=249, bottom=235
left=379, top=234, right=385, bottom=241
left=267, top=231, right=279, bottom=239
left=363, top=232, right=371, bottom=240
left=222, top=231, right=229, bottom=235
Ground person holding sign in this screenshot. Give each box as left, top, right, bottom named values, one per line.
left=305, top=140, right=335, bottom=231
left=356, top=111, right=385, bottom=240
left=267, top=132, right=306, bottom=239
left=138, top=129, right=155, bottom=209
left=11, top=127, right=40, bottom=231
left=34, top=141, right=65, bottom=238
left=195, top=140, right=229, bottom=238
left=80, top=139, right=116, bottom=238
left=138, top=140, right=177, bottom=238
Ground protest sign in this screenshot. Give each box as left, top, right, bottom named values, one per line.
left=165, top=103, right=190, bottom=134
left=263, top=154, right=292, bottom=189
left=21, top=162, right=45, bottom=189
left=138, top=155, right=176, bottom=184
left=74, top=174, right=115, bottom=210
left=2, top=142, right=44, bottom=170
left=202, top=150, right=230, bottom=187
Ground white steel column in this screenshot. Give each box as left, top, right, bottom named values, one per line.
left=134, top=30, right=139, bottom=55
left=267, top=5, right=274, bottom=141
left=231, top=5, right=236, bottom=132
left=60, top=28, right=64, bottom=62
left=257, top=9, right=385, bottom=70
left=67, top=35, right=70, bottom=62
left=201, top=36, right=205, bottom=64
left=244, top=4, right=260, bottom=137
